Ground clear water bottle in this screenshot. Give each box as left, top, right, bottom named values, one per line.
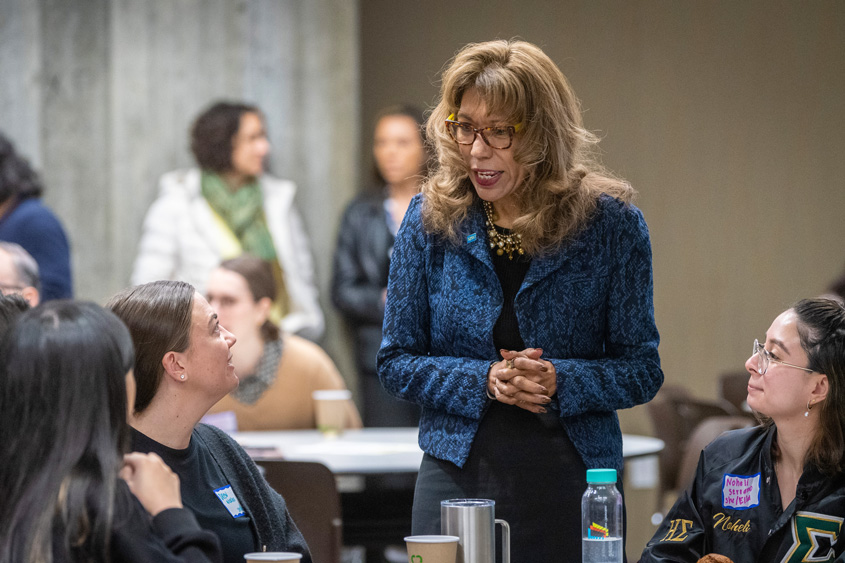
left=582, top=468, right=623, bottom=563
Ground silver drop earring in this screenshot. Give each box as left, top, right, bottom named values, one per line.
left=805, top=400, right=813, bottom=417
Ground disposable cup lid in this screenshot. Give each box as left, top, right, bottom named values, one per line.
left=243, top=553, right=302, bottom=561
left=404, top=535, right=460, bottom=543
left=586, top=468, right=617, bottom=483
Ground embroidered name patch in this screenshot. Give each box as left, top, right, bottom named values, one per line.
left=214, top=485, right=246, bottom=518
left=721, top=472, right=760, bottom=510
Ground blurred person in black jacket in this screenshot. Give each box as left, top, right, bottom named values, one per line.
left=331, top=105, right=427, bottom=427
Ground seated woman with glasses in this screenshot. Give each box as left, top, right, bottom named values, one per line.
left=377, top=40, right=663, bottom=561
left=640, top=298, right=845, bottom=563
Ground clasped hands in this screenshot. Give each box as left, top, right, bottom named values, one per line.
left=487, top=348, right=556, bottom=413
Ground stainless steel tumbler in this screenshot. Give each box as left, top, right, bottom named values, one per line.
left=441, top=499, right=510, bottom=563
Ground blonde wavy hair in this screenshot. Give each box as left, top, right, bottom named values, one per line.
left=422, top=39, right=634, bottom=254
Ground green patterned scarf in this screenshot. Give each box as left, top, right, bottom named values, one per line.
left=201, top=171, right=277, bottom=261
left=201, top=171, right=290, bottom=318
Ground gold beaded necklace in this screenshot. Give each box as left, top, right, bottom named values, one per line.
left=482, top=200, right=525, bottom=260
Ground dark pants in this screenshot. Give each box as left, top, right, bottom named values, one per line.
left=412, top=403, right=603, bottom=563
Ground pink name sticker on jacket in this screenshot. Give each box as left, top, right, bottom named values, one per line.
left=721, top=473, right=761, bottom=510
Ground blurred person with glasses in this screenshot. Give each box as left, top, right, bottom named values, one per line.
left=642, top=298, right=845, bottom=563
left=0, top=241, right=40, bottom=306
left=377, top=40, right=662, bottom=561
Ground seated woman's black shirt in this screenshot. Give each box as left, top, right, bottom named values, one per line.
left=132, top=428, right=255, bottom=563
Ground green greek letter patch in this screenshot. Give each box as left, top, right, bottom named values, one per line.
left=780, top=511, right=843, bottom=563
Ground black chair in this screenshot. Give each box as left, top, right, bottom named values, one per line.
left=258, top=460, right=342, bottom=563
left=646, top=385, right=738, bottom=519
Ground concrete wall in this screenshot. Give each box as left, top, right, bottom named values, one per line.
left=0, top=0, right=359, bottom=380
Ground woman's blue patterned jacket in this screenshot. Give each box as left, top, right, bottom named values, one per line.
left=377, top=193, right=663, bottom=471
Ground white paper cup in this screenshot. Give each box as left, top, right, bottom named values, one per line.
left=404, top=535, right=460, bottom=563
left=312, top=389, right=352, bottom=436
left=243, top=553, right=303, bottom=562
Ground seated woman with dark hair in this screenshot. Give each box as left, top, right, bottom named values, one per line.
left=0, top=301, right=221, bottom=562
left=205, top=254, right=361, bottom=431
left=641, top=298, right=845, bottom=562
left=107, top=280, right=311, bottom=563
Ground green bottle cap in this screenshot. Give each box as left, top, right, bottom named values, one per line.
left=586, top=468, right=617, bottom=484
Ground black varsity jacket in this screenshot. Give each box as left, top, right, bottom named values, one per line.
left=640, top=425, right=845, bottom=563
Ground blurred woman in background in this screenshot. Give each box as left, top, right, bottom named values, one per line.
left=332, top=105, right=426, bottom=427
left=205, top=254, right=361, bottom=431
left=132, top=101, right=323, bottom=340
left=0, top=301, right=221, bottom=562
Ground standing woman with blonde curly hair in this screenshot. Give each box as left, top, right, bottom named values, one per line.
left=377, top=40, right=663, bottom=561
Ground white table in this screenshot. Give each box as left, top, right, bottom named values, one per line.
left=236, top=428, right=664, bottom=553
left=233, top=427, right=663, bottom=475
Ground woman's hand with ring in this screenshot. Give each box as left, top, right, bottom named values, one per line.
left=487, top=349, right=552, bottom=413
left=501, top=348, right=557, bottom=395
left=496, top=348, right=557, bottom=413
left=487, top=358, right=529, bottom=402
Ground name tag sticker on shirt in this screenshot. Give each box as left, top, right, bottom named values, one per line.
left=214, top=485, right=246, bottom=518
left=721, top=472, right=761, bottom=510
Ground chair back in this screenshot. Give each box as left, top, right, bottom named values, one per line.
left=646, top=385, right=738, bottom=517
left=258, top=460, right=342, bottom=563
left=676, top=416, right=755, bottom=492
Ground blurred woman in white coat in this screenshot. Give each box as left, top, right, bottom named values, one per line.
left=132, top=101, right=323, bottom=340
